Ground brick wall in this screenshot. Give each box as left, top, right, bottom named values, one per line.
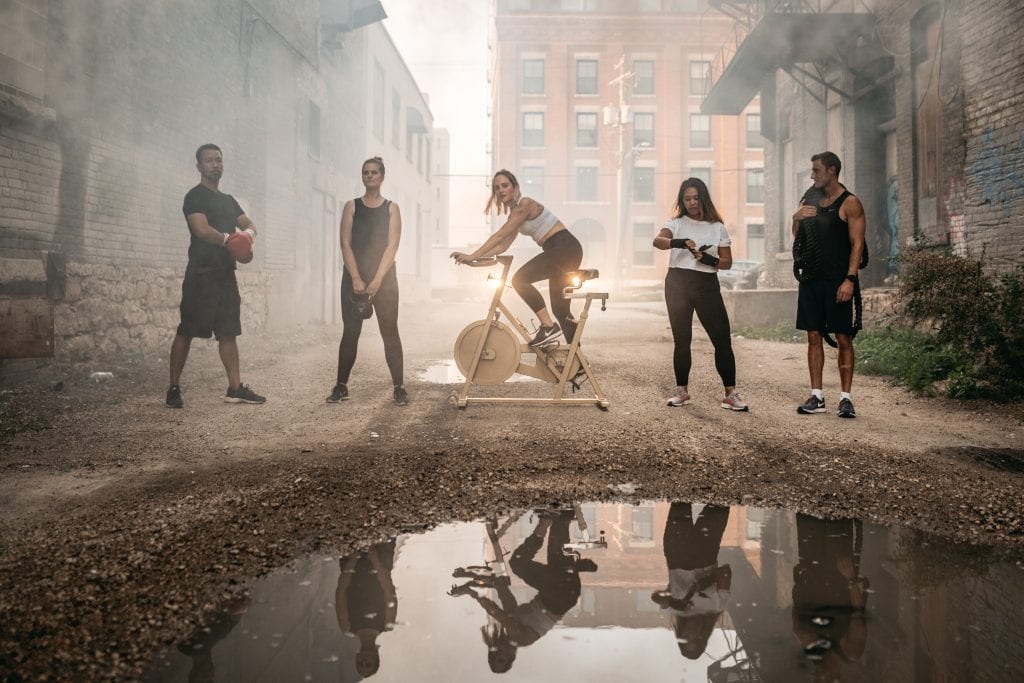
left=0, top=0, right=332, bottom=362
left=958, top=0, right=1024, bottom=270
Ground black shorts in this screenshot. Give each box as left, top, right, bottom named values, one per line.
left=796, top=278, right=855, bottom=335
left=176, top=268, right=241, bottom=339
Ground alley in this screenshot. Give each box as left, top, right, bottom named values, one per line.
left=1, top=299, right=1022, bottom=679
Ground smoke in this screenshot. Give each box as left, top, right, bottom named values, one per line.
left=382, top=1, right=491, bottom=246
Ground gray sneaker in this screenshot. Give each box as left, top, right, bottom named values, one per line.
left=837, top=397, right=856, bottom=418
left=666, top=389, right=691, bottom=407
left=721, top=391, right=749, bottom=411
left=224, top=384, right=266, bottom=404
left=797, top=394, right=826, bottom=414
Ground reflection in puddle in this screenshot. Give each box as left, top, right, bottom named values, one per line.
left=420, top=359, right=538, bottom=384
left=147, top=502, right=1024, bottom=682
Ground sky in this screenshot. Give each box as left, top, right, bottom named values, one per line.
left=381, top=0, right=493, bottom=245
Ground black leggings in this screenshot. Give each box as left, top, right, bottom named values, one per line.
left=665, top=268, right=736, bottom=387
left=511, top=230, right=583, bottom=335
left=336, top=268, right=403, bottom=386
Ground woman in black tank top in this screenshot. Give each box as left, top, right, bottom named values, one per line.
left=328, top=157, right=408, bottom=405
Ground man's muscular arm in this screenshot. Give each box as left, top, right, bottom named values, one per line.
left=186, top=213, right=229, bottom=247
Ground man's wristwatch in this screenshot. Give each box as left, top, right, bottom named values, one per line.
left=845, top=273, right=859, bottom=283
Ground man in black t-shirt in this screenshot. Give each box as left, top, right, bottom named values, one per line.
left=791, top=152, right=866, bottom=419
left=164, top=143, right=265, bottom=408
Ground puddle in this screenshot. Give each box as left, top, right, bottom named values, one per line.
left=420, top=359, right=539, bottom=384
left=146, top=502, right=1024, bottom=682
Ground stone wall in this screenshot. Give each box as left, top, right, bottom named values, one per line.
left=55, top=263, right=268, bottom=362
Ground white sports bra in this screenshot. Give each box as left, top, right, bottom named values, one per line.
left=518, top=205, right=560, bottom=244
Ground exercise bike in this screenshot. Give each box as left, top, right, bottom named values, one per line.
left=449, top=254, right=609, bottom=410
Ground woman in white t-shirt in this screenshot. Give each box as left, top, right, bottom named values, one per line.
left=653, top=178, right=748, bottom=411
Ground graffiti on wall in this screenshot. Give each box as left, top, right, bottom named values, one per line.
left=944, top=176, right=966, bottom=256
left=969, top=127, right=1024, bottom=218
left=885, top=175, right=899, bottom=274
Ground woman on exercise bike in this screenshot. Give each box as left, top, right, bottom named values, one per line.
left=450, top=170, right=583, bottom=347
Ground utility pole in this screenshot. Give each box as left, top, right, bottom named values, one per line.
left=606, top=56, right=633, bottom=294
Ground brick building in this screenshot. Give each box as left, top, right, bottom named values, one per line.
left=702, top=0, right=1024, bottom=287
left=490, top=0, right=764, bottom=291
left=0, top=0, right=447, bottom=362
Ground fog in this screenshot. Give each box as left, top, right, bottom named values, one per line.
left=382, top=0, right=492, bottom=248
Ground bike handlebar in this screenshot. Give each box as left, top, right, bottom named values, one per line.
left=462, top=254, right=514, bottom=267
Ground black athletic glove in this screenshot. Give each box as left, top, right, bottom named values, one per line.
left=697, top=245, right=719, bottom=267
left=669, top=238, right=692, bottom=249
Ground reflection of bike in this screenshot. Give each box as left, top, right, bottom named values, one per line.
left=448, top=506, right=604, bottom=674
left=448, top=505, right=605, bottom=592
left=449, top=255, right=609, bottom=409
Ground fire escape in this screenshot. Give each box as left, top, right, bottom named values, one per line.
left=701, top=0, right=877, bottom=116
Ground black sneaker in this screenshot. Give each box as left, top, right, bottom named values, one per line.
left=837, top=397, right=857, bottom=418
left=393, top=385, right=409, bottom=405
left=528, top=323, right=561, bottom=347
left=326, top=383, right=349, bottom=403
left=224, top=384, right=266, bottom=404
left=563, top=320, right=579, bottom=344
left=797, top=394, right=826, bottom=414
left=165, top=385, right=183, bottom=409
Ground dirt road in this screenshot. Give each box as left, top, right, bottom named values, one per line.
left=1, top=298, right=1022, bottom=680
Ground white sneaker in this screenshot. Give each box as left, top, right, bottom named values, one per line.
left=666, top=390, right=691, bottom=407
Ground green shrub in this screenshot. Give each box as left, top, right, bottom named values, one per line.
left=894, top=247, right=1024, bottom=399
left=855, top=327, right=965, bottom=394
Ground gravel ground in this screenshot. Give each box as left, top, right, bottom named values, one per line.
left=1, top=299, right=1023, bottom=680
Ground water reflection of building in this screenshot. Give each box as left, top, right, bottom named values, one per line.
left=491, top=503, right=1024, bottom=681
left=497, top=503, right=754, bottom=630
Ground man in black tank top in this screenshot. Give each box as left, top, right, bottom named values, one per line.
left=791, top=152, right=867, bottom=419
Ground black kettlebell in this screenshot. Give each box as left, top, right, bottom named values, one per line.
left=352, top=292, right=373, bottom=319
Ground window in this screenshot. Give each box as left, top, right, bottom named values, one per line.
left=690, top=60, right=710, bottom=97
left=406, top=128, right=414, bottom=161
left=561, top=0, right=598, bottom=10
left=633, top=166, right=655, bottom=203
left=690, top=114, right=710, bottom=148
left=690, top=167, right=711, bottom=185
left=373, top=60, right=385, bottom=140
left=523, top=112, right=545, bottom=147
left=633, top=222, right=655, bottom=266
left=638, top=0, right=660, bottom=11
left=521, top=166, right=544, bottom=201
left=913, top=4, right=940, bottom=201
left=426, top=139, right=432, bottom=182
left=308, top=101, right=320, bottom=159
left=633, top=60, right=654, bottom=95
left=417, top=135, right=424, bottom=175
left=509, top=0, right=531, bottom=10
left=576, top=166, right=598, bottom=201
left=0, top=0, right=47, bottom=98
left=576, top=59, right=598, bottom=95
left=391, top=91, right=402, bottom=148
left=747, top=223, right=765, bottom=262
left=523, top=58, right=544, bottom=94
left=746, top=113, right=763, bottom=148
left=746, top=168, right=764, bottom=203
left=576, top=112, right=598, bottom=147
left=633, top=112, right=655, bottom=148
